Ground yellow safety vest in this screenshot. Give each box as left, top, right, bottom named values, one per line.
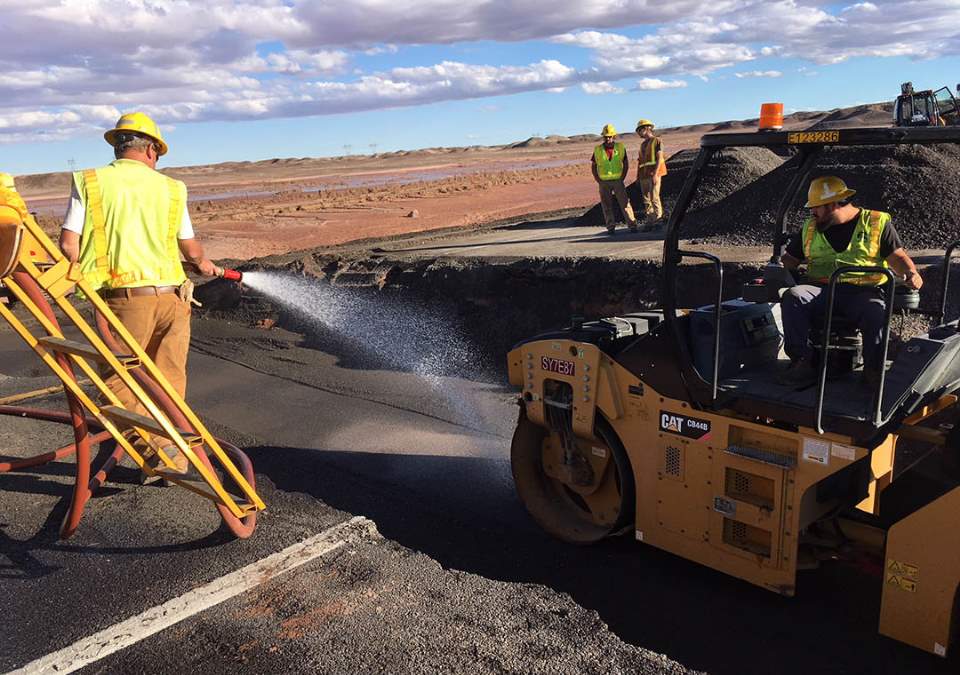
left=74, top=159, right=187, bottom=291
left=802, top=209, right=891, bottom=286
left=594, top=143, right=626, bottom=181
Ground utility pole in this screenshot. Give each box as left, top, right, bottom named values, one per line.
left=67, top=158, right=77, bottom=172
left=368, top=143, right=378, bottom=155
left=342, top=144, right=353, bottom=156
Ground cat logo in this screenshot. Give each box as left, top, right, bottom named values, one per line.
left=659, top=411, right=712, bottom=440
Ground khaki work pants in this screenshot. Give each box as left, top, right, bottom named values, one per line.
left=640, top=175, right=663, bottom=222
left=598, top=180, right=637, bottom=229
left=102, top=293, right=191, bottom=447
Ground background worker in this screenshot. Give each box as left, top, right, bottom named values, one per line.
left=778, top=176, right=922, bottom=386
left=591, top=124, right=638, bottom=234
left=635, top=119, right=666, bottom=228
left=58, top=112, right=218, bottom=477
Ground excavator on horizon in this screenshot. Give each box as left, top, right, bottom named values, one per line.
left=508, top=114, right=960, bottom=659
left=894, top=81, right=960, bottom=127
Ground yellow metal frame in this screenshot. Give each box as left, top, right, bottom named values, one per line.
left=510, top=337, right=960, bottom=657
left=0, top=204, right=265, bottom=520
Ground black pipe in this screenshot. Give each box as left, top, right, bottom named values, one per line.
left=661, top=147, right=715, bottom=405
left=772, top=149, right=821, bottom=262
left=677, top=250, right=724, bottom=401
left=938, top=239, right=960, bottom=325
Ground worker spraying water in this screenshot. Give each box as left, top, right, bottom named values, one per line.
left=239, top=270, right=498, bottom=433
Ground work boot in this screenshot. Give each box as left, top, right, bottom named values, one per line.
left=775, top=356, right=817, bottom=386
left=606, top=224, right=616, bottom=235
left=628, top=222, right=639, bottom=233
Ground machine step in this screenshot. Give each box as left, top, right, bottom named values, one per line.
left=38, top=336, right=139, bottom=369
left=100, top=405, right=202, bottom=446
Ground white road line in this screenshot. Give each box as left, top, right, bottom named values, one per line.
left=9, top=516, right=378, bottom=675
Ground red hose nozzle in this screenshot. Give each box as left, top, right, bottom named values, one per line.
left=221, top=268, right=243, bottom=282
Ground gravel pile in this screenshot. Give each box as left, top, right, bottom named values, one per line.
left=577, top=147, right=785, bottom=227
left=683, top=143, right=960, bottom=248
left=579, top=141, right=960, bottom=250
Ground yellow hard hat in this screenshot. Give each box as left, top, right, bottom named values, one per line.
left=600, top=123, right=617, bottom=137
left=636, top=119, right=655, bottom=131
left=0, top=173, right=15, bottom=190
left=805, top=176, right=856, bottom=208
left=104, top=112, right=168, bottom=156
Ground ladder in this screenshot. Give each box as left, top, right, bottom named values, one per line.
left=0, top=195, right=265, bottom=539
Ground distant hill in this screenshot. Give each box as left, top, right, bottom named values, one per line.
left=12, top=100, right=895, bottom=197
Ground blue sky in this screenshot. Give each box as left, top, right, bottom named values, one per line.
left=3, top=1, right=960, bottom=175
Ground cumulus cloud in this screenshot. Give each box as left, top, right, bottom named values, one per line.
left=634, top=78, right=688, bottom=90
left=2, top=1, right=960, bottom=145
left=735, top=70, right=783, bottom=78
left=581, top=82, right=625, bottom=95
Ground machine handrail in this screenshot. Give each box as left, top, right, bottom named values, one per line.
left=937, top=239, right=960, bottom=325
left=676, top=250, right=723, bottom=402
left=771, top=149, right=819, bottom=262
left=815, top=266, right=897, bottom=434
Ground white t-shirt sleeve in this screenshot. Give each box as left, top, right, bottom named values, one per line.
left=60, top=180, right=196, bottom=240
left=61, top=181, right=85, bottom=235
left=178, top=204, right=195, bottom=240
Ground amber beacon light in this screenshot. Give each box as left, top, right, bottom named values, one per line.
left=758, top=102, right=784, bottom=131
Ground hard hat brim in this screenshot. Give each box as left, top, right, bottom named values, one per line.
left=104, top=128, right=168, bottom=156
left=805, top=187, right=856, bottom=208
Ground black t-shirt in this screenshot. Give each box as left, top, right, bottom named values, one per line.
left=785, top=210, right=903, bottom=262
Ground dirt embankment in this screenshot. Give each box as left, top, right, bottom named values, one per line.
left=197, top=254, right=765, bottom=374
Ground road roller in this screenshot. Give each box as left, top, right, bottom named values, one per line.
left=508, top=125, right=960, bottom=657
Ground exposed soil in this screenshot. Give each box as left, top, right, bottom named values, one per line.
left=15, top=102, right=891, bottom=263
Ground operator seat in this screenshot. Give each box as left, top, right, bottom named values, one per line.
left=809, top=283, right=920, bottom=377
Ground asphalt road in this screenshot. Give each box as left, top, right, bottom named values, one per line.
left=1, top=313, right=957, bottom=674
left=0, top=322, right=689, bottom=675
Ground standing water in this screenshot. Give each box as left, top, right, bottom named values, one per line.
left=240, top=270, right=500, bottom=433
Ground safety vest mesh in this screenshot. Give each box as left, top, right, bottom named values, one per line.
left=594, top=143, right=626, bottom=181
left=802, top=209, right=891, bottom=286
left=638, top=137, right=667, bottom=176
left=74, top=160, right=187, bottom=290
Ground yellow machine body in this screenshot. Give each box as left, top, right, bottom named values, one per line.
left=508, top=337, right=959, bottom=657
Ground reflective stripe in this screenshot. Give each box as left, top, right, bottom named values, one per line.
left=867, top=210, right=883, bottom=257
left=639, top=138, right=657, bottom=167
left=166, top=176, right=182, bottom=256
left=81, top=169, right=110, bottom=280
left=803, top=216, right=817, bottom=260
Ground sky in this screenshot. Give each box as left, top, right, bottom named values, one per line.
left=2, top=0, right=960, bottom=175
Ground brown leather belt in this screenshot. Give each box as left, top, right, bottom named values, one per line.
left=100, top=285, right=178, bottom=299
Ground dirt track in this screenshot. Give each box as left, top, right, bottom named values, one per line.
left=16, top=102, right=893, bottom=261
